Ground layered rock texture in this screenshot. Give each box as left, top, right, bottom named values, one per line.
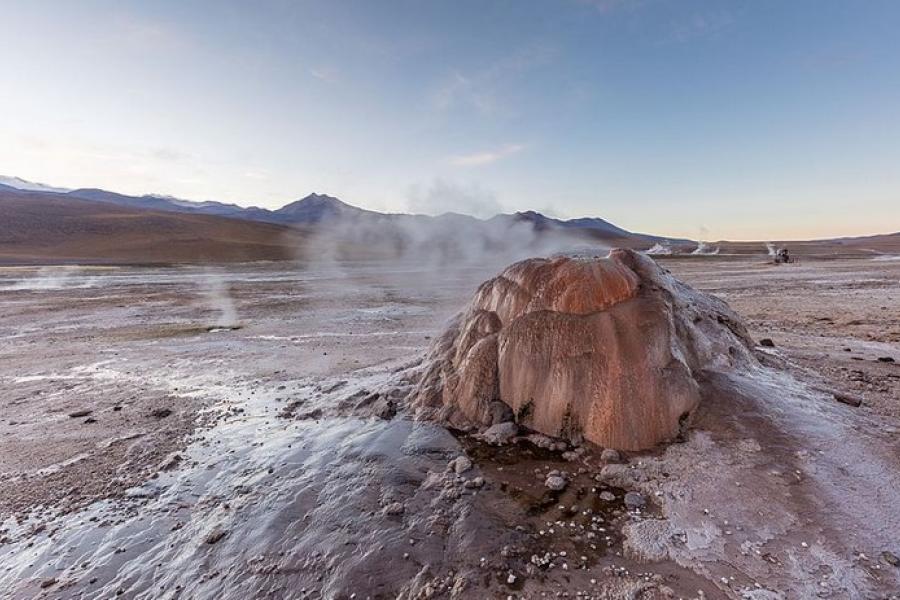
left=412, top=249, right=754, bottom=451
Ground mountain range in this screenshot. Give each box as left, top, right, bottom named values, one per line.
left=0, top=175, right=673, bottom=241
left=1, top=175, right=897, bottom=264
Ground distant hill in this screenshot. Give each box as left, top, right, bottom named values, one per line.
left=0, top=175, right=690, bottom=265
left=0, top=188, right=304, bottom=265
left=11, top=174, right=897, bottom=264
left=0, top=175, right=69, bottom=194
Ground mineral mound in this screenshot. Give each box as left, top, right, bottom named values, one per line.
left=412, top=249, right=755, bottom=451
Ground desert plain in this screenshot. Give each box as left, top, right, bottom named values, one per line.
left=0, top=254, right=898, bottom=599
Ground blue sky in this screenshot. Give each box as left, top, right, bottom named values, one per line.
left=1, top=0, right=898, bottom=239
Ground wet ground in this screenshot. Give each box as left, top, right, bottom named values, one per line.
left=1, top=256, right=899, bottom=599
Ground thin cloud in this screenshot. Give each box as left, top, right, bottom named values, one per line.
left=577, top=0, right=637, bottom=13
left=663, top=10, right=736, bottom=44
left=430, top=44, right=557, bottom=116
left=108, top=13, right=188, bottom=52
left=448, top=144, right=526, bottom=167
left=309, top=66, right=340, bottom=83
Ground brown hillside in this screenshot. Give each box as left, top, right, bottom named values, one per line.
left=0, top=189, right=304, bottom=264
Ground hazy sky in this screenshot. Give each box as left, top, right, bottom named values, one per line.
left=1, top=0, right=898, bottom=240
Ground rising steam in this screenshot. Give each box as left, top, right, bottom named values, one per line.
left=645, top=242, right=673, bottom=255
left=691, top=241, right=720, bottom=255
left=200, top=270, right=240, bottom=330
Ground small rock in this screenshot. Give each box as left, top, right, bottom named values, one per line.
left=600, top=448, right=621, bottom=463
left=624, top=491, right=646, bottom=509
left=451, top=456, right=473, bottom=474
left=882, top=550, right=900, bottom=567
left=383, top=502, right=405, bottom=516
left=759, top=338, right=775, bottom=348
left=598, top=491, right=616, bottom=502
left=877, top=356, right=895, bottom=363
left=205, top=528, right=227, bottom=545
left=125, top=484, right=161, bottom=499
left=545, top=475, right=567, bottom=491
left=834, top=393, right=862, bottom=408
left=488, top=401, right=514, bottom=425
left=374, top=399, right=396, bottom=420
left=40, top=578, right=57, bottom=589
left=526, top=434, right=554, bottom=449
left=464, top=476, right=485, bottom=489
left=481, top=422, right=518, bottom=445
left=150, top=408, right=173, bottom=419
left=68, top=410, right=92, bottom=418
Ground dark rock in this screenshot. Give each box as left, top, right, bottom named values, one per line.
left=624, top=491, right=646, bottom=509
left=877, top=356, right=895, bottom=363
left=488, top=401, right=514, bottom=426
left=150, top=408, right=172, bottom=419
left=84, top=417, right=97, bottom=424
left=298, top=408, right=323, bottom=420
left=833, top=393, right=862, bottom=408
left=40, top=578, right=57, bottom=589
left=758, top=338, right=775, bottom=348
left=882, top=550, right=900, bottom=567
left=374, top=399, right=396, bottom=420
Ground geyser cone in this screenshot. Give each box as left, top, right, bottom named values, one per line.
left=413, top=249, right=755, bottom=451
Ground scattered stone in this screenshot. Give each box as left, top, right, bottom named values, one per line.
left=125, top=484, right=162, bottom=499
left=545, top=475, right=567, bottom=491
left=464, top=477, right=485, bottom=489
left=374, top=399, right=396, bottom=420
left=205, top=528, right=227, bottom=545
left=480, top=422, right=518, bottom=445
left=759, top=338, right=775, bottom=348
left=451, top=456, right=473, bottom=474
left=882, top=550, right=900, bottom=567
left=68, top=409, right=92, bottom=418
left=600, top=448, right=621, bottom=463
left=526, top=434, right=555, bottom=449
left=624, top=491, right=646, bottom=509
left=160, top=454, right=183, bottom=471
left=383, top=502, right=405, bottom=516
left=833, top=393, right=862, bottom=408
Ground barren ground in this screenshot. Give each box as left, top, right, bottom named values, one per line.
left=0, top=256, right=898, bottom=599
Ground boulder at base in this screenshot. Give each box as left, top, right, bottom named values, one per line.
left=412, top=249, right=755, bottom=451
